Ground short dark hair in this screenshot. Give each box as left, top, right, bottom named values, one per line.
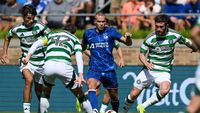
left=63, top=23, right=76, bottom=34
left=21, top=5, right=37, bottom=17
left=155, top=14, right=168, bottom=23
left=95, top=11, right=105, bottom=19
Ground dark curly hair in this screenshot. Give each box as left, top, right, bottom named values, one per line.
left=21, top=5, right=37, bottom=17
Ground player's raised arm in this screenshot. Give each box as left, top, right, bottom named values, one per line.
left=178, top=35, right=198, bottom=52
left=74, top=50, right=85, bottom=87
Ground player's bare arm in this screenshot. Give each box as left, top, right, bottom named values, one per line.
left=139, top=52, right=154, bottom=70
left=1, top=36, right=11, bottom=64
left=116, top=47, right=124, bottom=67
left=191, top=26, right=200, bottom=49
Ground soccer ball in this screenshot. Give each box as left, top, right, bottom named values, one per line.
left=105, top=109, right=116, bottom=113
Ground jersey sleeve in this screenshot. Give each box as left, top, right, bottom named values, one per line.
left=74, top=38, right=82, bottom=53
left=140, top=39, right=149, bottom=53
left=43, top=26, right=51, bottom=35
left=38, top=21, right=51, bottom=35
left=178, top=35, right=192, bottom=47
left=110, top=27, right=122, bottom=40
left=7, top=29, right=15, bottom=40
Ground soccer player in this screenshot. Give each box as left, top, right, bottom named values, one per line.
left=122, top=14, right=198, bottom=113
left=78, top=41, right=124, bottom=113
left=0, top=5, right=51, bottom=113
left=186, top=22, right=200, bottom=113
left=22, top=24, right=93, bottom=113
left=81, top=11, right=132, bottom=113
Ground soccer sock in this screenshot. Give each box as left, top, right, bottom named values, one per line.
left=142, top=90, right=163, bottom=109
left=40, top=97, right=49, bottom=113
left=122, top=94, right=134, bottom=113
left=100, top=102, right=109, bottom=113
left=78, top=96, right=93, bottom=113
left=111, top=100, right=119, bottom=113
left=88, top=89, right=98, bottom=110
left=23, top=102, right=31, bottom=113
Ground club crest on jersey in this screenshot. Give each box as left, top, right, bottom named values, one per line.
left=103, top=34, right=109, bottom=40
left=155, top=47, right=161, bottom=52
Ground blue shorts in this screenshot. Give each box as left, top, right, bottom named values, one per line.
left=86, top=69, right=118, bottom=89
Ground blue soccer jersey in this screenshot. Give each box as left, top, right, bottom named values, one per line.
left=82, top=27, right=122, bottom=71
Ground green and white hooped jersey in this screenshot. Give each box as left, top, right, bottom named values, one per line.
left=140, top=28, right=192, bottom=72
left=8, top=21, right=51, bottom=68
left=43, top=31, right=82, bottom=65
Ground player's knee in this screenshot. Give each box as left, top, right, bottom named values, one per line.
left=160, top=89, right=170, bottom=96
left=187, top=106, right=197, bottom=113
left=25, top=77, right=33, bottom=85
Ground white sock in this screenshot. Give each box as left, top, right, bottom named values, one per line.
left=40, top=97, right=49, bottom=113
left=81, top=99, right=93, bottom=113
left=122, top=95, right=134, bottom=113
left=142, top=91, right=163, bottom=109
left=23, top=103, right=31, bottom=113
left=100, top=103, right=108, bottom=113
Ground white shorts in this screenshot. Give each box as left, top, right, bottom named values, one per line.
left=134, top=68, right=171, bottom=89
left=43, top=61, right=78, bottom=89
left=20, top=62, right=44, bottom=84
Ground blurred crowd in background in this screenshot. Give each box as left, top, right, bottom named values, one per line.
left=0, top=0, right=200, bottom=32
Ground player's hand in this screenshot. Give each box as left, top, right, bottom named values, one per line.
left=191, top=48, right=198, bottom=53
left=124, top=32, right=132, bottom=38
left=191, top=44, right=199, bottom=53
left=22, top=57, right=29, bottom=65
left=75, top=73, right=85, bottom=87
left=0, top=54, right=8, bottom=64
left=145, top=62, right=154, bottom=70
left=22, top=53, right=31, bottom=65
left=118, top=58, right=125, bottom=67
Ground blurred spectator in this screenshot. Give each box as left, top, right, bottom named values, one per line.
left=176, top=0, right=189, bottom=5
left=41, top=0, right=52, bottom=4
left=0, top=0, right=23, bottom=31
left=121, top=0, right=141, bottom=32
left=17, top=0, right=27, bottom=4
left=138, top=0, right=161, bottom=30
left=84, top=0, right=94, bottom=28
left=0, top=0, right=6, bottom=4
left=154, top=0, right=166, bottom=7
left=24, top=0, right=47, bottom=16
left=41, top=0, right=70, bottom=28
left=108, top=0, right=122, bottom=28
left=184, top=0, right=200, bottom=28
left=67, top=0, right=85, bottom=27
left=121, top=0, right=128, bottom=6
left=163, top=0, right=186, bottom=30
